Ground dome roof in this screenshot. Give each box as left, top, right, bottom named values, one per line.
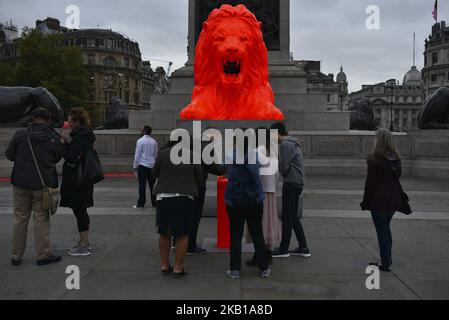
left=403, top=66, right=422, bottom=86
left=337, top=66, right=347, bottom=82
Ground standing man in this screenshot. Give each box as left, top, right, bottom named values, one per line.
left=270, top=123, right=311, bottom=258
left=5, top=108, right=62, bottom=266
left=187, top=132, right=226, bottom=255
left=133, top=126, right=158, bottom=209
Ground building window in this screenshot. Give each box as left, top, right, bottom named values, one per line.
left=327, top=94, right=330, bottom=103
left=124, top=57, right=129, bottom=68
left=87, top=54, right=95, bottom=65
left=106, top=56, right=114, bottom=67
left=89, top=91, right=96, bottom=102
left=424, top=55, right=427, bottom=67
left=124, top=76, right=129, bottom=88
left=124, top=92, right=129, bottom=104
left=96, top=38, right=104, bottom=47
left=105, top=74, right=116, bottom=87
left=107, top=39, right=113, bottom=48
left=431, top=74, right=437, bottom=82
left=89, top=73, right=95, bottom=86
left=134, top=93, right=140, bottom=105
left=87, top=39, right=95, bottom=48
left=135, top=79, right=139, bottom=90
left=432, top=52, right=438, bottom=64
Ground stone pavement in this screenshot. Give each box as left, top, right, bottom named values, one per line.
left=0, top=175, right=448, bottom=300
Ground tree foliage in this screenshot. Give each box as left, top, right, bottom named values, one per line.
left=1, top=28, right=88, bottom=117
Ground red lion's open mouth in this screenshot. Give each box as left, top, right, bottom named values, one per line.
left=222, top=59, right=242, bottom=84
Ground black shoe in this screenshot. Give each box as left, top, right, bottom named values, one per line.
left=272, top=248, right=290, bottom=258
left=36, top=255, right=62, bottom=266
left=187, top=247, right=207, bottom=255
left=11, top=258, right=22, bottom=266
left=369, top=262, right=391, bottom=272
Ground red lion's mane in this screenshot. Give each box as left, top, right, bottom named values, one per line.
left=180, top=4, right=284, bottom=120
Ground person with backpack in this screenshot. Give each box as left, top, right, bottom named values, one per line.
left=361, top=128, right=405, bottom=272
left=224, top=132, right=271, bottom=279
left=5, top=108, right=62, bottom=266
left=60, top=107, right=98, bottom=257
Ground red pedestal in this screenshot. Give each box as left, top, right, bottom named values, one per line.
left=217, top=176, right=230, bottom=249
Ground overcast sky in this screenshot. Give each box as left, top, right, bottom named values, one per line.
left=1, top=0, right=447, bottom=92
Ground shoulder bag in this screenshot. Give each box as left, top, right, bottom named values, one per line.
left=27, top=136, right=59, bottom=215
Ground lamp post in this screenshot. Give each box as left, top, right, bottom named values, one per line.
left=386, top=79, right=398, bottom=132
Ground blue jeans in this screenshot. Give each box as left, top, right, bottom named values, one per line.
left=371, top=211, right=394, bottom=267
left=279, top=183, right=308, bottom=252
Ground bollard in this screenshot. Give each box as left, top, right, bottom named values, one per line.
left=217, top=176, right=230, bottom=249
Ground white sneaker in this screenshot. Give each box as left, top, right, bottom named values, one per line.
left=260, top=268, right=271, bottom=278
left=226, top=270, right=240, bottom=280
left=68, top=246, right=91, bottom=257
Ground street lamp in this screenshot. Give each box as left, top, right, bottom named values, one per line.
left=386, top=79, right=398, bottom=132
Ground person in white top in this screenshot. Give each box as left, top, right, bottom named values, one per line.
left=245, top=128, right=282, bottom=266
left=133, top=126, right=158, bottom=208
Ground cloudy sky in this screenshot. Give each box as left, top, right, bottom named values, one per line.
left=0, top=0, right=446, bottom=92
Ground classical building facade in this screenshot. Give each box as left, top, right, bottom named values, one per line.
left=422, top=21, right=449, bottom=98
left=1, top=17, right=170, bottom=126
left=349, top=66, right=424, bottom=132
left=0, top=21, right=19, bottom=62
left=294, top=60, right=349, bottom=111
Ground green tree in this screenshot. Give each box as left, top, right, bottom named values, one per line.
left=0, top=62, right=15, bottom=85
left=14, top=28, right=88, bottom=116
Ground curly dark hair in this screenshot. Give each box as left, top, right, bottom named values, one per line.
left=69, top=107, right=91, bottom=127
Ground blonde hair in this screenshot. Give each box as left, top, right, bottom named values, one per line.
left=69, top=107, right=91, bottom=127
left=370, top=128, right=398, bottom=160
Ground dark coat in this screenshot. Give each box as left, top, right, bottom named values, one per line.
left=361, top=153, right=403, bottom=213
left=152, top=146, right=203, bottom=197
left=60, top=126, right=96, bottom=208
left=5, top=123, right=61, bottom=191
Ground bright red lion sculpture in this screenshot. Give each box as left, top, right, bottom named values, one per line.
left=180, top=4, right=284, bottom=120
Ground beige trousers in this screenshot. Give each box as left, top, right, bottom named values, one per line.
left=12, top=186, right=52, bottom=260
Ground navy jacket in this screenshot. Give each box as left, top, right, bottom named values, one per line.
left=224, top=150, right=265, bottom=208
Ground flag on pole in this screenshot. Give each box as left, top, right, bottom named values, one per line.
left=433, top=0, right=438, bottom=22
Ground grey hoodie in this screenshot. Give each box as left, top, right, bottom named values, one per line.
left=279, top=136, right=305, bottom=189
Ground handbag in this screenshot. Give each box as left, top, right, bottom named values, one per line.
left=399, top=188, right=412, bottom=215
left=75, top=148, right=104, bottom=187
left=27, top=136, right=59, bottom=215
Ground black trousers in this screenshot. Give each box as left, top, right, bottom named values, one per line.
left=371, top=211, right=394, bottom=267
left=227, top=203, right=269, bottom=272
left=137, top=165, right=156, bottom=208
left=188, top=186, right=207, bottom=251
left=73, top=205, right=90, bottom=233
left=279, top=183, right=308, bottom=251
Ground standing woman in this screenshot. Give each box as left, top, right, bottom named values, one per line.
left=153, top=139, right=203, bottom=277
left=361, top=128, right=403, bottom=272
left=60, top=107, right=96, bottom=257
left=225, top=134, right=271, bottom=279
left=246, top=128, right=281, bottom=265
